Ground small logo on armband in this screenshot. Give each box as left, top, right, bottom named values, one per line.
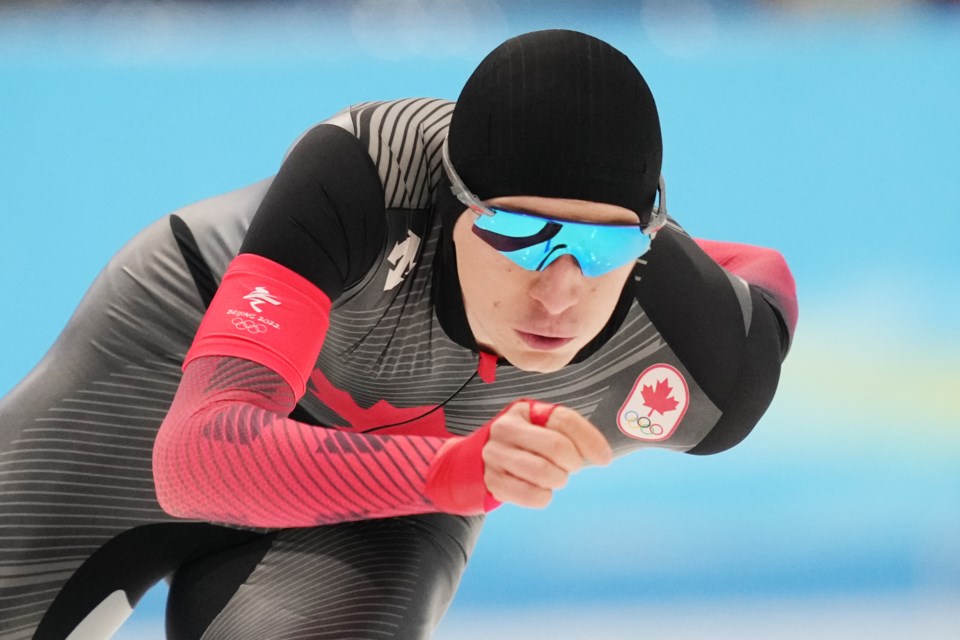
left=224, top=286, right=282, bottom=332
left=243, top=287, right=281, bottom=313
left=617, top=364, right=689, bottom=441
left=231, top=317, right=268, bottom=334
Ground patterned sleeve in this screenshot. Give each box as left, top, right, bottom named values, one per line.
left=153, top=355, right=450, bottom=528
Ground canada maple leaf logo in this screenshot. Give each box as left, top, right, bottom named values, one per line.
left=641, top=378, right=679, bottom=417
left=617, top=364, right=690, bottom=442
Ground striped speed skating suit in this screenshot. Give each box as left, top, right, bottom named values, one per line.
left=0, top=99, right=796, bottom=639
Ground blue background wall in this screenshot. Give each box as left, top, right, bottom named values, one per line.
left=2, top=1, right=958, bottom=637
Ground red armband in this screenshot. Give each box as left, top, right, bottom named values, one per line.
left=184, top=253, right=332, bottom=398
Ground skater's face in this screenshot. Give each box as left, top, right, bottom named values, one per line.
left=453, top=196, right=638, bottom=373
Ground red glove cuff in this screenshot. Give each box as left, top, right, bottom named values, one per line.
left=425, top=423, right=500, bottom=515
left=424, top=399, right=557, bottom=515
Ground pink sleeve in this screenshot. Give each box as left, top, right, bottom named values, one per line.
left=153, top=356, right=448, bottom=527
left=694, top=238, right=799, bottom=336
left=153, top=356, right=499, bottom=527
left=154, top=255, right=496, bottom=527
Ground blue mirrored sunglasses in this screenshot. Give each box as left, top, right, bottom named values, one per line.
left=441, top=140, right=667, bottom=278
left=471, top=207, right=648, bottom=277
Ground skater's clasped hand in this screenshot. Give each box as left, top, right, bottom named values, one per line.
left=483, top=401, right=612, bottom=509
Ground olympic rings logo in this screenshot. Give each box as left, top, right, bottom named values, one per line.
left=231, top=317, right=268, bottom=334
left=622, top=411, right=664, bottom=436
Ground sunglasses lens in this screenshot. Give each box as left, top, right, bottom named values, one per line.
left=473, top=209, right=650, bottom=276
left=569, top=224, right=650, bottom=276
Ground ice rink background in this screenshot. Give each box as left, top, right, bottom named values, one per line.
left=1, top=1, right=958, bottom=638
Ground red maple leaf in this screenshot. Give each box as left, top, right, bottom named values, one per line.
left=641, top=378, right=679, bottom=417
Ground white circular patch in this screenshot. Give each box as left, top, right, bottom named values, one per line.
left=617, top=363, right=690, bottom=441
